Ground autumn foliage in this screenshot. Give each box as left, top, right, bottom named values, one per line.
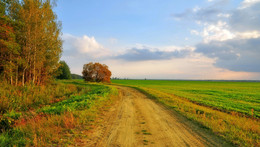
left=0, top=0, right=62, bottom=86
left=0, top=15, right=20, bottom=85
left=82, top=62, right=111, bottom=83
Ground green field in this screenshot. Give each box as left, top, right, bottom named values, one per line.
left=112, top=80, right=260, bottom=117
left=112, top=80, right=260, bottom=146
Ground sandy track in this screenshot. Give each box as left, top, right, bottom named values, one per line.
left=86, top=86, right=230, bottom=147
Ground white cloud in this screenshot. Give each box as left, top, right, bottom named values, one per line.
left=202, top=21, right=235, bottom=42
left=174, top=0, right=260, bottom=76
left=62, top=33, right=111, bottom=58
left=192, top=24, right=260, bottom=43
left=235, top=31, right=260, bottom=39
left=188, top=0, right=260, bottom=42
left=178, top=0, right=260, bottom=42
left=217, top=13, right=230, bottom=18
left=239, top=0, right=260, bottom=9
left=159, top=45, right=195, bottom=52
left=190, top=30, right=200, bottom=35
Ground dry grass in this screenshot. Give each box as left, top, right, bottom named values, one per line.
left=0, top=81, right=79, bottom=114
left=135, top=87, right=259, bottom=146
left=0, top=80, right=118, bottom=146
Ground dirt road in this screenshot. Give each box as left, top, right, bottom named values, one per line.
left=85, top=86, right=230, bottom=147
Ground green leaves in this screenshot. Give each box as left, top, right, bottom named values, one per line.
left=38, top=84, right=111, bottom=115
left=56, top=61, right=72, bottom=80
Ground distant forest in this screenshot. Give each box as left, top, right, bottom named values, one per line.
left=71, top=74, right=83, bottom=79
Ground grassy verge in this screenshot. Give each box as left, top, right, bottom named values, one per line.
left=112, top=83, right=260, bottom=146
left=0, top=80, right=118, bottom=146
left=0, top=81, right=80, bottom=113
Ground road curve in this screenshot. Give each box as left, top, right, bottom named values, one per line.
left=86, top=86, right=230, bottom=147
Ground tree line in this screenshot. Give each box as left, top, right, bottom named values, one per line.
left=0, top=0, right=62, bottom=86
left=57, top=61, right=111, bottom=82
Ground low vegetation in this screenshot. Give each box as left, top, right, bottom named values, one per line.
left=0, top=82, right=77, bottom=114
left=0, top=80, right=118, bottom=146
left=112, top=80, right=260, bottom=146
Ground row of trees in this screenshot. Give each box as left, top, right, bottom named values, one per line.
left=56, top=61, right=112, bottom=82
left=0, top=0, right=62, bottom=86
left=56, top=61, right=111, bottom=82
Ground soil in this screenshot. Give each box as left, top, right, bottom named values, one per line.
left=83, top=86, right=231, bottom=147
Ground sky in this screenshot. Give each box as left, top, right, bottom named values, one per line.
left=55, top=0, right=260, bottom=80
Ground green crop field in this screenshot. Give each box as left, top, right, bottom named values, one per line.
left=112, top=80, right=260, bottom=146
left=112, top=80, right=260, bottom=117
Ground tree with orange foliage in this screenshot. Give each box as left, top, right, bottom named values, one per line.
left=82, top=62, right=111, bottom=83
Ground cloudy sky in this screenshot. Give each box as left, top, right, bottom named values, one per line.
left=55, top=0, right=260, bottom=80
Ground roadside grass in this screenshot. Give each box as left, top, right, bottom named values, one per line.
left=0, top=81, right=80, bottom=114
left=112, top=80, right=260, bottom=146
left=0, top=80, right=118, bottom=146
